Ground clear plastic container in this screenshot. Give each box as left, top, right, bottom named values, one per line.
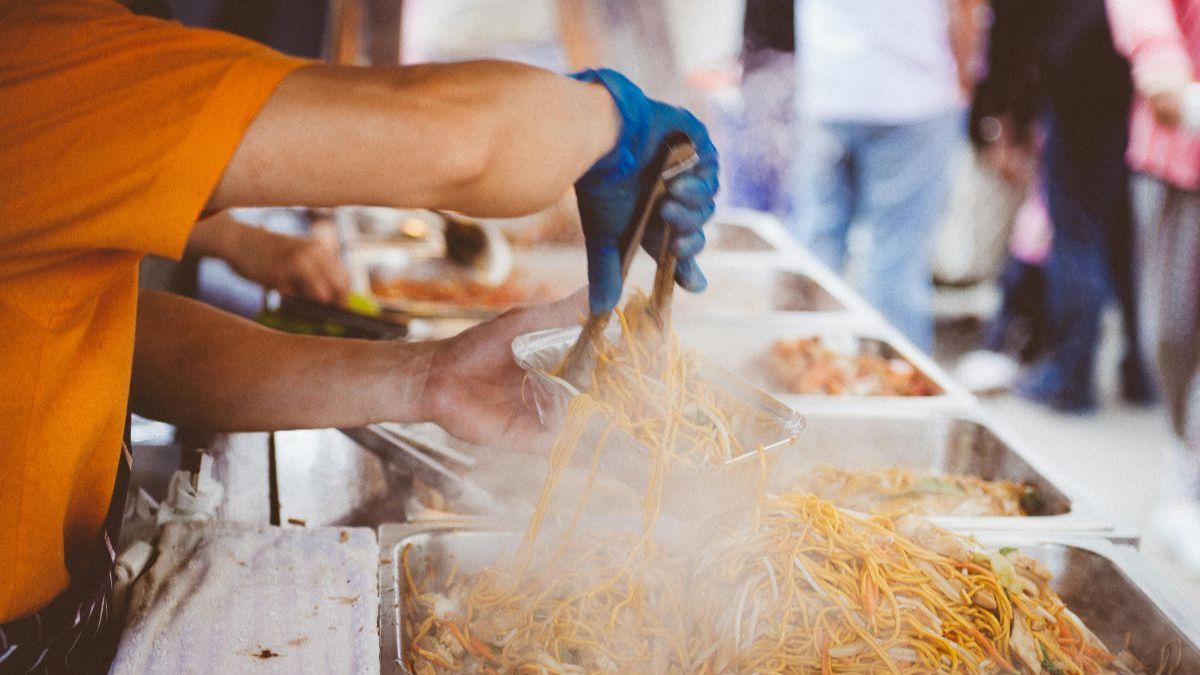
left=512, top=325, right=804, bottom=517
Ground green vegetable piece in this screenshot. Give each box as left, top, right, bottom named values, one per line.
left=1040, top=644, right=1065, bottom=675
left=1019, top=486, right=1043, bottom=515
left=346, top=291, right=381, bottom=317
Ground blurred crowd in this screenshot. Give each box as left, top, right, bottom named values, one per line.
left=724, top=0, right=1200, bottom=574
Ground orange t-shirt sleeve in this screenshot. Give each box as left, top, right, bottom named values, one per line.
left=0, top=0, right=310, bottom=263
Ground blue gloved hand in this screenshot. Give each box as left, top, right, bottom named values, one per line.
left=570, top=68, right=719, bottom=314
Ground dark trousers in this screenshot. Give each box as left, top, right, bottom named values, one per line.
left=1023, top=112, right=1150, bottom=408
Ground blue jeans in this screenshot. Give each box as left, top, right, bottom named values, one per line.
left=725, top=51, right=796, bottom=220
left=1020, top=112, right=1151, bottom=411
left=792, top=111, right=962, bottom=350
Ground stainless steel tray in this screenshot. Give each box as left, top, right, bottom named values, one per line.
left=973, top=533, right=1200, bottom=672
left=701, top=207, right=798, bottom=253
left=673, top=254, right=851, bottom=315
left=674, top=315, right=974, bottom=407
left=383, top=408, right=1113, bottom=534
left=706, top=220, right=778, bottom=252
left=703, top=207, right=802, bottom=253
left=357, top=247, right=585, bottom=317
left=378, top=524, right=1200, bottom=674
left=771, top=407, right=1118, bottom=534
left=350, top=241, right=864, bottom=331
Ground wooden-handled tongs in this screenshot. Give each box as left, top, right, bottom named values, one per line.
left=558, top=133, right=700, bottom=390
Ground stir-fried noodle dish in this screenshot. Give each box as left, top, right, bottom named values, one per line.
left=787, top=466, right=1037, bottom=518
left=402, top=293, right=1169, bottom=674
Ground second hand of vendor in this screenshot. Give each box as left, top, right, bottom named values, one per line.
left=0, top=2, right=718, bottom=671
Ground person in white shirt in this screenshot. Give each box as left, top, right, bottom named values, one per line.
left=792, top=0, right=978, bottom=350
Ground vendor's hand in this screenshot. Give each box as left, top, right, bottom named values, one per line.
left=981, top=139, right=1035, bottom=188
left=975, top=115, right=1034, bottom=188
left=570, top=68, right=719, bottom=314
left=1150, top=88, right=1185, bottom=128
left=229, top=226, right=351, bottom=305
left=188, top=213, right=352, bottom=304
left=421, top=289, right=587, bottom=451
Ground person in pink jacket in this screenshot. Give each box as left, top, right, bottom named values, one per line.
left=1108, top=0, right=1200, bottom=575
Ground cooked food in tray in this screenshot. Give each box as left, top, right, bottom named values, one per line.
left=767, top=335, right=940, bottom=396
left=401, top=496, right=1156, bottom=674
left=409, top=464, right=1040, bottom=520
left=370, top=274, right=545, bottom=310
left=789, top=465, right=1037, bottom=517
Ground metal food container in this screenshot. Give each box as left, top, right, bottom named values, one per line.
left=378, top=524, right=1200, bottom=674
left=972, top=534, right=1200, bottom=673
left=706, top=221, right=778, bottom=252
left=673, top=315, right=973, bottom=407
left=673, top=254, right=852, bottom=315
left=770, top=407, right=1118, bottom=534
left=379, top=408, right=1113, bottom=535
left=354, top=247, right=586, bottom=318
left=349, top=243, right=858, bottom=329
left=702, top=207, right=798, bottom=252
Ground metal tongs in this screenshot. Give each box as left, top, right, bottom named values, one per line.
left=558, top=133, right=700, bottom=390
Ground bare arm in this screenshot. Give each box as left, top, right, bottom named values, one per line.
left=132, top=289, right=430, bottom=430
left=187, top=211, right=350, bottom=304
left=1106, top=0, right=1194, bottom=127
left=556, top=0, right=600, bottom=70
left=132, top=288, right=586, bottom=446
left=208, top=61, right=620, bottom=217
left=947, top=0, right=986, bottom=96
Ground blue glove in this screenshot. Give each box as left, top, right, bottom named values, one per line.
left=570, top=68, right=719, bottom=314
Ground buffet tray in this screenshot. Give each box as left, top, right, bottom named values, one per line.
left=353, top=246, right=584, bottom=318
left=674, top=315, right=974, bottom=408
left=377, top=524, right=1200, bottom=674
left=381, top=407, right=1116, bottom=536
left=673, top=252, right=853, bottom=316
left=772, top=407, right=1119, bottom=535
left=972, top=533, right=1200, bottom=672
left=702, top=207, right=797, bottom=253
left=352, top=242, right=857, bottom=318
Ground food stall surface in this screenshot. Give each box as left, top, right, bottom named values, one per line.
left=113, top=522, right=380, bottom=674
left=118, top=209, right=1200, bottom=671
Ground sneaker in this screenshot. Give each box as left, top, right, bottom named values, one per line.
left=952, top=350, right=1020, bottom=394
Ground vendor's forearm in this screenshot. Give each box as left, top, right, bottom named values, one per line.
left=132, top=290, right=432, bottom=431
left=184, top=211, right=241, bottom=260
left=210, top=61, right=619, bottom=217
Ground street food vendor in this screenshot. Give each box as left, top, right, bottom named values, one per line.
left=0, top=1, right=718, bottom=671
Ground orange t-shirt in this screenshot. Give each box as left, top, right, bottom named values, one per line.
left=0, top=0, right=306, bottom=622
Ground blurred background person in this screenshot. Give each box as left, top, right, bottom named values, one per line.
left=177, top=210, right=351, bottom=316
left=968, top=0, right=1154, bottom=413
left=791, top=0, right=979, bottom=351
left=723, top=0, right=795, bottom=220
left=1108, top=0, right=1200, bottom=573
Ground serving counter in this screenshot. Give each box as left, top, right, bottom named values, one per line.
left=121, top=208, right=1200, bottom=673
